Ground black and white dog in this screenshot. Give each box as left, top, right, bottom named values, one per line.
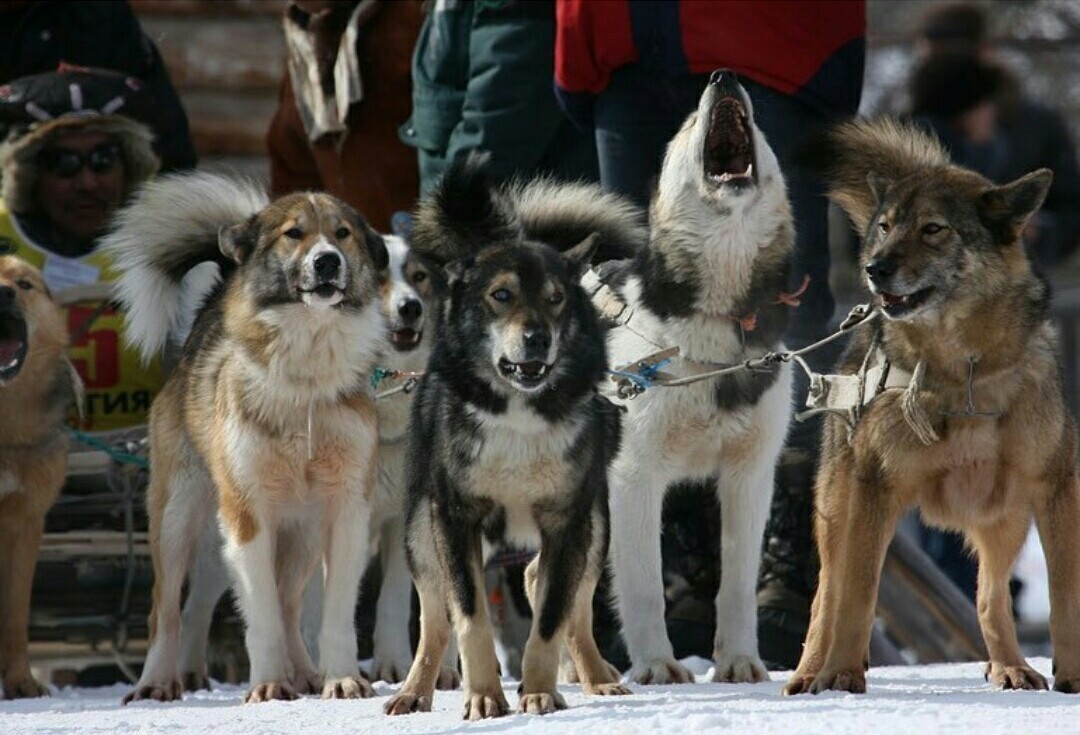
left=586, top=70, right=798, bottom=685
left=384, top=154, right=643, bottom=719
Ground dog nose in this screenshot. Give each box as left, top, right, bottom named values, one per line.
left=865, top=258, right=898, bottom=283
left=709, top=68, right=735, bottom=86
left=0, top=286, right=14, bottom=307
left=313, top=251, right=341, bottom=281
left=523, top=328, right=551, bottom=355
left=398, top=298, right=422, bottom=321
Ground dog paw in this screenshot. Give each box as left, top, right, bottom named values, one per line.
left=244, top=682, right=298, bottom=704
left=436, top=665, right=461, bottom=690
left=712, top=653, right=769, bottom=684
left=583, top=682, right=632, bottom=696
left=463, top=690, right=510, bottom=720
left=371, top=655, right=412, bottom=684
left=1053, top=675, right=1080, bottom=694
left=517, top=691, right=567, bottom=715
left=3, top=675, right=50, bottom=700
left=181, top=672, right=211, bottom=692
left=291, top=669, right=323, bottom=695
left=122, top=680, right=182, bottom=704
left=321, top=675, right=374, bottom=699
left=781, top=672, right=817, bottom=696
left=808, top=668, right=866, bottom=694
left=384, top=692, right=432, bottom=715
left=630, top=657, right=693, bottom=685
left=986, top=663, right=1048, bottom=691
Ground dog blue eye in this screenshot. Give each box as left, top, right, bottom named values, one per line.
left=491, top=288, right=512, bottom=302
left=335, top=227, right=350, bottom=239
left=284, top=227, right=303, bottom=239
left=16, top=278, right=32, bottom=290
left=922, top=223, right=944, bottom=235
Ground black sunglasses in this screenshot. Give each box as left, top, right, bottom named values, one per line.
left=39, top=143, right=122, bottom=178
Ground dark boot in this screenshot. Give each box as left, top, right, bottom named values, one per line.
left=756, top=442, right=819, bottom=671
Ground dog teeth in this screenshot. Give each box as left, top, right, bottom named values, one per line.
left=745, top=163, right=753, bottom=177
left=2, top=356, right=17, bottom=370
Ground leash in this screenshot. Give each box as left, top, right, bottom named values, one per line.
left=606, top=301, right=880, bottom=400
left=371, top=368, right=424, bottom=400
left=64, top=427, right=149, bottom=468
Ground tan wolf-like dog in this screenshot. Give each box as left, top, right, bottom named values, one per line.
left=783, top=118, right=1080, bottom=696
left=102, top=172, right=388, bottom=704
left=0, top=256, right=76, bottom=699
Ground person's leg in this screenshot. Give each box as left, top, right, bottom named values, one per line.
left=593, top=65, right=708, bottom=209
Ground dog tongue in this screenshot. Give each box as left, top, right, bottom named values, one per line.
left=0, top=339, right=23, bottom=366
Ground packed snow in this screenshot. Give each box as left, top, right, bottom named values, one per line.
left=4, top=656, right=1079, bottom=735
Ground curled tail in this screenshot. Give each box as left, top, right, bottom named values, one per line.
left=99, top=171, right=268, bottom=363
left=794, top=116, right=951, bottom=232
left=410, top=151, right=646, bottom=266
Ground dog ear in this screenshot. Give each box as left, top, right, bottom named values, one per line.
left=354, top=215, right=389, bottom=272
left=218, top=216, right=258, bottom=264
left=561, top=233, right=600, bottom=279
left=980, top=168, right=1054, bottom=227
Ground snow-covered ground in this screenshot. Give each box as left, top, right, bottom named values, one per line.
left=4, top=657, right=1079, bottom=735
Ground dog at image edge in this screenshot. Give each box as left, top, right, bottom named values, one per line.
left=0, top=256, right=77, bottom=700
left=783, top=117, right=1080, bottom=695
left=384, top=153, right=644, bottom=719
left=101, top=172, right=388, bottom=704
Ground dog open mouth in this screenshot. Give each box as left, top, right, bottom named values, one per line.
left=390, top=327, right=422, bottom=351
left=878, top=287, right=934, bottom=318
left=0, top=311, right=28, bottom=383
left=704, top=96, right=756, bottom=189
left=300, top=282, right=345, bottom=306
left=498, top=358, right=551, bottom=389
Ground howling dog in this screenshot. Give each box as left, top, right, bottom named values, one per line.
left=384, top=154, right=644, bottom=719
left=783, top=117, right=1080, bottom=695
left=587, top=69, right=798, bottom=684
left=104, top=172, right=388, bottom=704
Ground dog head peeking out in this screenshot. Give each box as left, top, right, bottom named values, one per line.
left=0, top=256, right=67, bottom=386
left=217, top=192, right=389, bottom=313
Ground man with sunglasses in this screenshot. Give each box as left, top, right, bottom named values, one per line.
left=0, top=65, right=164, bottom=433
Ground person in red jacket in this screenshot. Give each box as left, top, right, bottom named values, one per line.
left=555, top=0, right=866, bottom=671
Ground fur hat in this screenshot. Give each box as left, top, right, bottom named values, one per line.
left=0, top=65, right=161, bottom=214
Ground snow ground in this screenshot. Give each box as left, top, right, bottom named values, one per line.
left=4, top=657, right=1079, bottom=735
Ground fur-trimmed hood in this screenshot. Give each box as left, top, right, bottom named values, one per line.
left=0, top=114, right=160, bottom=214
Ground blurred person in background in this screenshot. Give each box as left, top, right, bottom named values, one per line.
left=905, top=3, right=1080, bottom=270
left=0, top=65, right=164, bottom=433
left=267, top=0, right=424, bottom=233
left=554, top=0, right=866, bottom=671
left=0, top=0, right=196, bottom=173
left=399, top=0, right=597, bottom=197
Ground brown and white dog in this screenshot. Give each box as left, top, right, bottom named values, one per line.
left=0, top=256, right=76, bottom=699
left=102, top=172, right=388, bottom=704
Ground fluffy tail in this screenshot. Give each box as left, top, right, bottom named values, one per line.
left=100, top=170, right=268, bottom=363
left=794, top=116, right=951, bottom=232
left=510, top=177, right=646, bottom=263
left=410, top=151, right=646, bottom=266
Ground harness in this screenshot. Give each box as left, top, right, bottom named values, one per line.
left=582, top=266, right=1003, bottom=446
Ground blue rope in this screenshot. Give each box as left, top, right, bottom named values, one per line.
left=65, top=427, right=149, bottom=469
left=608, top=357, right=672, bottom=392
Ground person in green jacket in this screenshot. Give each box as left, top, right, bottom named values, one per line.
left=399, top=0, right=597, bottom=195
